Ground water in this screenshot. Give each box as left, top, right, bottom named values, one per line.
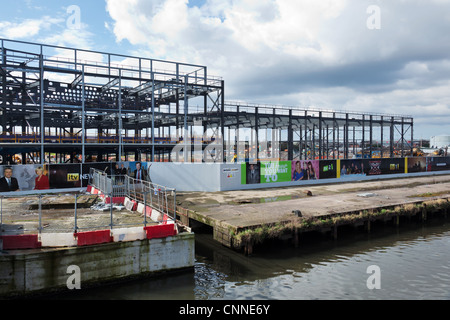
left=48, top=216, right=450, bottom=300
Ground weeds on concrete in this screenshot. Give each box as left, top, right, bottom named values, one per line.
left=232, top=198, right=450, bottom=250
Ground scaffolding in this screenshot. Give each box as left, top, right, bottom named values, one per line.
left=0, top=38, right=414, bottom=164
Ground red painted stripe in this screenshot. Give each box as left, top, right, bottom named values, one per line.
left=0, top=234, right=41, bottom=250
left=75, top=230, right=112, bottom=246
left=144, top=224, right=176, bottom=240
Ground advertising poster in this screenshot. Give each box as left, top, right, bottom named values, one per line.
left=48, top=164, right=82, bottom=189
left=361, top=158, right=405, bottom=176
left=291, top=160, right=320, bottom=181
left=340, top=159, right=366, bottom=177
left=318, top=160, right=337, bottom=180
left=127, top=161, right=152, bottom=181
left=245, top=162, right=261, bottom=184
left=261, top=161, right=291, bottom=184
left=0, top=164, right=47, bottom=192
left=407, top=157, right=427, bottom=173
left=426, top=157, right=450, bottom=172
left=379, top=158, right=405, bottom=175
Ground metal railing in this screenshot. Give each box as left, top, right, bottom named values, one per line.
left=0, top=168, right=177, bottom=236
left=89, top=168, right=177, bottom=225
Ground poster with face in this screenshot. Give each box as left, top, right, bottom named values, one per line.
left=291, top=160, right=320, bottom=181
left=245, top=162, right=261, bottom=184
left=340, top=159, right=366, bottom=176
left=0, top=164, right=49, bottom=192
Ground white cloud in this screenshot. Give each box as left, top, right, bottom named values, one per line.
left=38, top=23, right=94, bottom=50
left=102, top=0, right=450, bottom=137
left=0, top=17, right=63, bottom=39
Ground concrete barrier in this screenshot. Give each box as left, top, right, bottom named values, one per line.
left=103, top=196, right=125, bottom=205
left=137, top=202, right=145, bottom=214
left=76, top=230, right=113, bottom=246
left=124, top=197, right=137, bottom=211
left=111, top=227, right=146, bottom=242
left=145, top=206, right=152, bottom=218
left=150, top=209, right=162, bottom=223
left=144, top=224, right=177, bottom=239
left=40, top=233, right=77, bottom=248
left=0, top=235, right=41, bottom=250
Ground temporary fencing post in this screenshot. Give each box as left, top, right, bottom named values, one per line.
left=143, top=190, right=147, bottom=227
left=150, top=184, right=153, bottom=208
left=110, top=192, right=114, bottom=230
left=0, top=196, right=3, bottom=234
left=164, top=187, right=168, bottom=221
left=173, top=189, right=177, bottom=223
left=74, top=193, right=78, bottom=233
left=38, top=195, right=42, bottom=234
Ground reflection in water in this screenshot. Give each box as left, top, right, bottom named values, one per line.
left=50, top=217, right=450, bottom=300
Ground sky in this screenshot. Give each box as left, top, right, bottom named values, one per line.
left=1, top=0, right=449, bottom=140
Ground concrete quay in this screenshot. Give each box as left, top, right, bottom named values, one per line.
left=176, top=174, right=450, bottom=253
left=0, top=232, right=195, bottom=298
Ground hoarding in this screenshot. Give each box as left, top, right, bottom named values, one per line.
left=318, top=160, right=337, bottom=180
left=426, top=157, right=450, bottom=172
left=363, top=158, right=404, bottom=176
left=261, top=161, right=292, bottom=184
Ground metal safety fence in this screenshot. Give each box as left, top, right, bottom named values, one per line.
left=89, top=168, right=177, bottom=225
left=0, top=170, right=177, bottom=236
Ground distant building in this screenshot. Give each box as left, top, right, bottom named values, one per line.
left=430, top=135, right=450, bottom=149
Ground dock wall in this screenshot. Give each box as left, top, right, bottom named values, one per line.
left=0, top=232, right=195, bottom=298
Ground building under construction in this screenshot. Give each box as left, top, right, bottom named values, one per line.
left=0, top=39, right=414, bottom=165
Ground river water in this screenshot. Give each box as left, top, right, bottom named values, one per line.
left=52, top=216, right=450, bottom=300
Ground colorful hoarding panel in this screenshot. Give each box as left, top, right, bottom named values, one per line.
left=48, top=164, right=82, bottom=189
left=407, top=157, right=427, bottom=173
left=261, top=161, right=292, bottom=184
left=0, top=164, right=47, bottom=192
left=362, top=158, right=405, bottom=176
left=245, top=162, right=261, bottom=184
left=426, top=157, right=450, bottom=172
left=318, top=160, right=337, bottom=180
left=339, top=159, right=366, bottom=177
left=291, top=160, right=320, bottom=181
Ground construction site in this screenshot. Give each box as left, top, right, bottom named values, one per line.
left=0, top=38, right=416, bottom=165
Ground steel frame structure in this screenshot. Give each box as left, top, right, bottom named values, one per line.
left=1, top=39, right=413, bottom=165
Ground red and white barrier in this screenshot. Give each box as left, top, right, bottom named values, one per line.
left=40, top=233, right=77, bottom=248
left=76, top=230, right=113, bottom=246
left=124, top=197, right=137, bottom=211
left=0, top=234, right=41, bottom=250
left=104, top=196, right=125, bottom=205
left=144, top=224, right=177, bottom=240
left=112, top=227, right=146, bottom=242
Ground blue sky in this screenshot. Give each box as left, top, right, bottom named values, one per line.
left=1, top=0, right=450, bottom=139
